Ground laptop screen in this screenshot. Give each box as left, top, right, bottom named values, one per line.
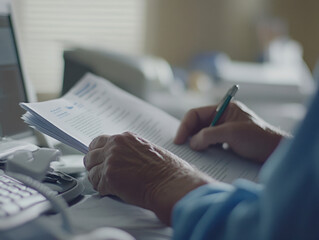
left=0, top=15, right=34, bottom=139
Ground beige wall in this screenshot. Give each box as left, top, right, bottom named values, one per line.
left=145, top=0, right=319, bottom=70
left=269, top=0, right=319, bottom=70
left=145, top=0, right=269, bottom=66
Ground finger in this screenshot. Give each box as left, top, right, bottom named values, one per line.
left=174, top=106, right=217, bottom=144
left=120, top=132, right=147, bottom=145
left=189, top=123, right=233, bottom=150
left=88, top=164, right=111, bottom=196
left=96, top=174, right=111, bottom=196
left=89, top=135, right=110, bottom=150
left=88, top=164, right=102, bottom=190
left=84, top=148, right=106, bottom=171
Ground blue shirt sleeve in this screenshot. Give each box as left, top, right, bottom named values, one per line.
left=172, top=88, right=319, bottom=240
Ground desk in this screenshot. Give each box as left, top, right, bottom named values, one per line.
left=1, top=172, right=172, bottom=240
left=38, top=175, right=173, bottom=240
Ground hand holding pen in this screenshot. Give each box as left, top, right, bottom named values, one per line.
left=174, top=84, right=285, bottom=163
left=174, top=85, right=240, bottom=146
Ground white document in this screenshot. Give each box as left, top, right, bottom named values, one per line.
left=21, top=73, right=260, bottom=183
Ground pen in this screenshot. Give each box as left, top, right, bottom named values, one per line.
left=210, top=84, right=239, bottom=127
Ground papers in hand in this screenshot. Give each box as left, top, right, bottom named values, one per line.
left=21, top=73, right=260, bottom=183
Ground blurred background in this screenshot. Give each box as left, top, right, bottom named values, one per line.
left=9, top=0, right=319, bottom=131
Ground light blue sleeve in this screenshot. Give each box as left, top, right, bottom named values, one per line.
left=172, top=88, right=319, bottom=240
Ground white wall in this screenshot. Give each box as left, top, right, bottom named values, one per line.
left=12, top=0, right=147, bottom=95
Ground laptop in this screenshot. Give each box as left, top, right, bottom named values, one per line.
left=0, top=11, right=83, bottom=230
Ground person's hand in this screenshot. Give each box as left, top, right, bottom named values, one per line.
left=174, top=101, right=290, bottom=163
left=84, top=132, right=213, bottom=225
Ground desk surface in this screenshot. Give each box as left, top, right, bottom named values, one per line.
left=1, top=172, right=171, bottom=240
left=39, top=175, right=172, bottom=240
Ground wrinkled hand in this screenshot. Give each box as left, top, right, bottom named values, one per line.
left=174, top=101, right=290, bottom=163
left=84, top=132, right=212, bottom=225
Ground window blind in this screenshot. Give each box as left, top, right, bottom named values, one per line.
left=13, top=0, right=146, bottom=94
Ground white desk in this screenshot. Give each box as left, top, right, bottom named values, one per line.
left=38, top=175, right=173, bottom=240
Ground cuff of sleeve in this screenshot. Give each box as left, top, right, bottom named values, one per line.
left=172, top=180, right=262, bottom=240
left=172, top=182, right=233, bottom=239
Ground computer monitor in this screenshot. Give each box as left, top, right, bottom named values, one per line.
left=0, top=14, right=39, bottom=144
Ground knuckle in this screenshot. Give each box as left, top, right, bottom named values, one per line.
left=99, top=134, right=109, bottom=141
left=124, top=131, right=138, bottom=142
left=123, top=131, right=135, bottom=138
left=111, top=134, right=126, bottom=144
left=111, top=132, right=137, bottom=146
left=94, top=137, right=103, bottom=146
left=92, top=135, right=107, bottom=147
left=186, top=108, right=197, bottom=119
left=182, top=109, right=197, bottom=128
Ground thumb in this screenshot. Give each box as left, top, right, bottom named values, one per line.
left=189, top=124, right=232, bottom=151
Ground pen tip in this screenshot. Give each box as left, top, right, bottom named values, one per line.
left=229, top=85, right=239, bottom=96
